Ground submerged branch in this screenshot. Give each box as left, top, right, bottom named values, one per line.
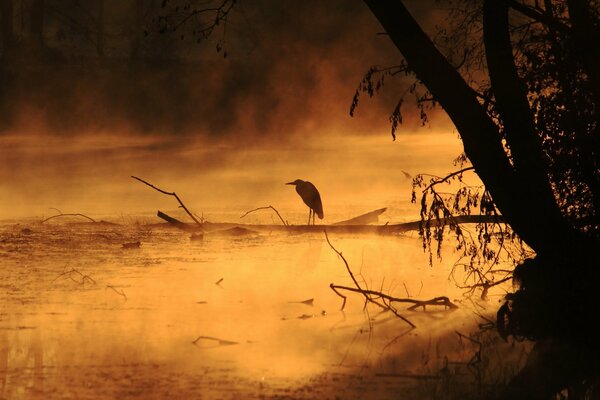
left=53, top=268, right=97, bottom=285
left=131, top=176, right=202, bottom=225
left=329, top=284, right=457, bottom=312
left=106, top=285, right=127, bottom=300
left=325, top=230, right=458, bottom=328
left=325, top=230, right=416, bottom=328
left=42, top=213, right=97, bottom=223
left=192, top=335, right=238, bottom=346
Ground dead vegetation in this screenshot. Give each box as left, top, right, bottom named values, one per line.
left=53, top=267, right=127, bottom=300
left=131, top=175, right=204, bottom=226
left=240, top=205, right=289, bottom=226
left=325, top=230, right=457, bottom=329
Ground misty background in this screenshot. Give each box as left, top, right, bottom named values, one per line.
left=0, top=0, right=462, bottom=220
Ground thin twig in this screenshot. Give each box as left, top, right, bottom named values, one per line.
left=330, top=284, right=457, bottom=312
left=131, top=176, right=202, bottom=225
left=192, top=335, right=238, bottom=346
left=325, top=230, right=416, bottom=328
left=106, top=285, right=127, bottom=299
left=240, top=205, right=288, bottom=226
left=422, top=166, right=476, bottom=193
left=42, top=213, right=97, bottom=223
left=53, top=268, right=97, bottom=285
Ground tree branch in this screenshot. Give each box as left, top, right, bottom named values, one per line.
left=363, top=0, right=581, bottom=254
left=504, top=0, right=571, bottom=34
left=131, top=176, right=202, bottom=225
left=240, top=205, right=288, bottom=226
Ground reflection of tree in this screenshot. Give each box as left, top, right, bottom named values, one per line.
left=361, top=0, right=599, bottom=397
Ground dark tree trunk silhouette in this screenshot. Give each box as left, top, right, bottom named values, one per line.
left=363, top=0, right=600, bottom=397
left=363, top=0, right=583, bottom=255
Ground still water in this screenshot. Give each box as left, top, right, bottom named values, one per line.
left=0, top=212, right=526, bottom=399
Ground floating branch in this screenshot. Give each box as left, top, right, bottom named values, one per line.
left=325, top=230, right=457, bottom=329
left=288, top=298, right=314, bottom=306
left=240, top=205, right=288, bottom=226
left=106, top=285, right=127, bottom=300
left=157, top=211, right=201, bottom=232
left=457, top=275, right=513, bottom=300
left=42, top=213, right=97, bottom=223
left=53, top=268, right=97, bottom=286
left=329, top=284, right=457, bottom=312
left=192, top=335, right=238, bottom=346
left=332, top=207, right=387, bottom=225
left=325, top=230, right=416, bottom=328
left=131, top=176, right=202, bottom=225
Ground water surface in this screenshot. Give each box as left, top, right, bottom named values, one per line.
left=0, top=215, right=525, bottom=399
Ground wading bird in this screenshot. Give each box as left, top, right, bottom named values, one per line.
left=286, top=179, right=324, bottom=225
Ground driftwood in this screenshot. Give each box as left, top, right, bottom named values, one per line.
left=157, top=211, right=200, bottom=232
left=325, top=230, right=416, bottom=328
left=333, top=207, right=387, bottom=225
left=132, top=176, right=203, bottom=225
left=240, top=205, right=288, bottom=226
left=325, top=230, right=457, bottom=328
left=329, top=284, right=457, bottom=312
left=42, top=212, right=97, bottom=223
left=155, top=209, right=502, bottom=235
left=192, top=335, right=237, bottom=346
left=133, top=177, right=503, bottom=234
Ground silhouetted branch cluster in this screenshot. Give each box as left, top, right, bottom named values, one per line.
left=325, top=230, right=457, bottom=329
left=42, top=210, right=97, bottom=224
left=411, top=165, right=529, bottom=298
left=350, top=62, right=439, bottom=139
left=240, top=205, right=289, bottom=226
left=53, top=268, right=97, bottom=286
left=131, top=176, right=203, bottom=226
left=154, top=0, right=236, bottom=56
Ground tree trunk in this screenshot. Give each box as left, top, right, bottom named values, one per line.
left=362, top=0, right=580, bottom=256
left=363, top=1, right=600, bottom=396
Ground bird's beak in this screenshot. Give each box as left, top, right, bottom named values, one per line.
left=285, top=182, right=294, bottom=185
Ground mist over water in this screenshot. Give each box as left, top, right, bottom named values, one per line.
left=0, top=218, right=519, bottom=400
left=0, top=130, right=464, bottom=222
left=0, top=128, right=524, bottom=400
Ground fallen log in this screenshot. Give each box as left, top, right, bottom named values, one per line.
left=155, top=210, right=503, bottom=235
left=333, top=207, right=387, bottom=225
left=157, top=211, right=201, bottom=232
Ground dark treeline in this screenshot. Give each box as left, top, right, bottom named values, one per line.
left=0, top=0, right=230, bottom=134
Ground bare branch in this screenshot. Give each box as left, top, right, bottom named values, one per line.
left=504, top=0, right=571, bottom=34
left=240, top=205, right=288, bottom=226
left=106, top=285, right=127, bottom=299
left=42, top=213, right=97, bottom=223
left=329, top=284, right=457, bottom=312
left=422, top=167, right=476, bottom=193
left=131, top=176, right=202, bottom=225
left=325, top=230, right=458, bottom=328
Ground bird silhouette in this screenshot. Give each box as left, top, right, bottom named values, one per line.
left=286, top=179, right=324, bottom=225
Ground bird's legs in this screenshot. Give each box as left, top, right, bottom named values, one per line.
left=307, top=209, right=312, bottom=225
left=312, top=212, right=315, bottom=225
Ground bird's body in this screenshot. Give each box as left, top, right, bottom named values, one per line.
left=286, top=179, right=324, bottom=225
